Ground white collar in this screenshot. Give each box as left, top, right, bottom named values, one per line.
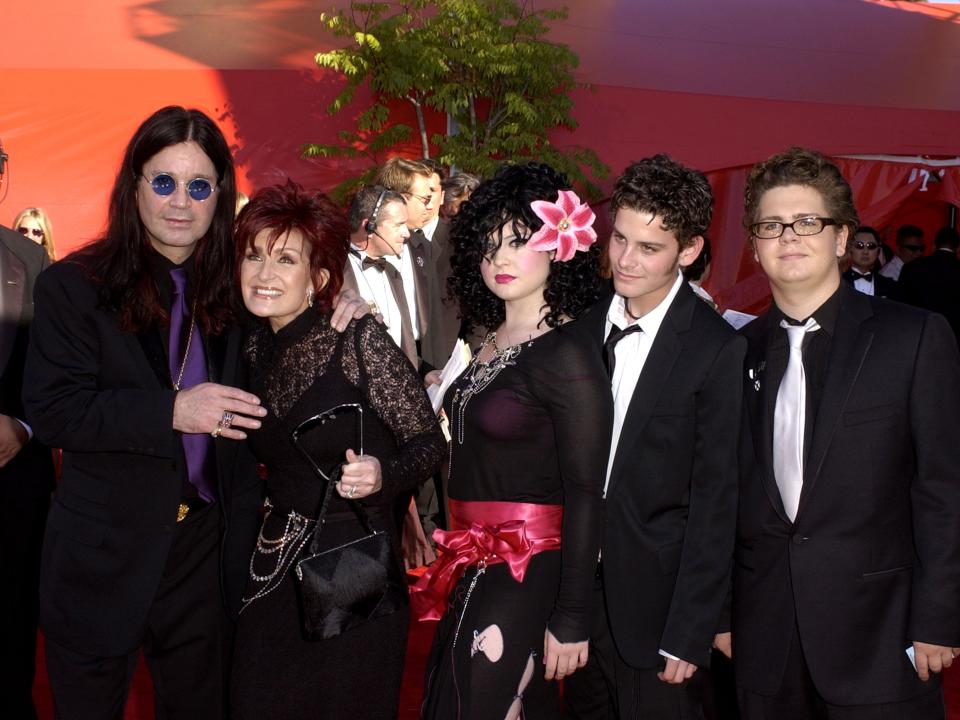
left=606, top=271, right=684, bottom=337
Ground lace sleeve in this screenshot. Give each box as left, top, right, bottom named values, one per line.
left=527, top=326, right=612, bottom=643
left=354, top=316, right=446, bottom=499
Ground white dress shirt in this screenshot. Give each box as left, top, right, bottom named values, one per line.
left=348, top=247, right=405, bottom=349
left=879, top=255, right=903, bottom=280
left=422, top=215, right=440, bottom=242
left=384, top=244, right=420, bottom=341
left=603, top=272, right=684, bottom=496
left=852, top=271, right=875, bottom=296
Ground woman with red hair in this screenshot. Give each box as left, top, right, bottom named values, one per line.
left=229, top=181, right=444, bottom=719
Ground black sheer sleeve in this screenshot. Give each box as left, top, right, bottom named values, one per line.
left=350, top=315, right=446, bottom=501
left=526, top=326, right=612, bottom=642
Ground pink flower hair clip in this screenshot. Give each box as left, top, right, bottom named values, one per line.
left=527, top=190, right=598, bottom=262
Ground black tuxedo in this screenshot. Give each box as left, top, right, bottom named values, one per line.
left=897, top=248, right=960, bottom=344
left=565, top=282, right=744, bottom=719
left=734, top=284, right=960, bottom=708
left=421, top=219, right=461, bottom=369
left=22, top=256, right=262, bottom=715
left=841, top=267, right=897, bottom=299
left=0, top=225, right=54, bottom=719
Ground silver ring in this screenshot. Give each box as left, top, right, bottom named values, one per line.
left=221, top=411, right=234, bottom=429
left=348, top=485, right=357, bottom=498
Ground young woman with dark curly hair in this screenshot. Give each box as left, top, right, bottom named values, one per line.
left=412, top=162, right=613, bottom=719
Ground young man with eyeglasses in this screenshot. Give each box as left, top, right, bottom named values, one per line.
left=841, top=226, right=897, bottom=298
left=375, top=157, right=458, bottom=569
left=728, top=147, right=960, bottom=719
left=879, top=224, right=925, bottom=280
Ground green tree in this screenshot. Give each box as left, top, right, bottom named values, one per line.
left=304, top=0, right=608, bottom=199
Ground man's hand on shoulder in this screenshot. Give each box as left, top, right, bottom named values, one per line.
left=0, top=414, right=29, bottom=467
left=329, top=288, right=374, bottom=332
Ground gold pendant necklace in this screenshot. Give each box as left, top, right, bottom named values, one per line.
left=172, top=298, right=199, bottom=391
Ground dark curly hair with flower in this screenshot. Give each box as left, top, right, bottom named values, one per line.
left=448, top=162, right=602, bottom=334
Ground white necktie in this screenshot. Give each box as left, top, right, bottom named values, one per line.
left=773, top=318, right=820, bottom=521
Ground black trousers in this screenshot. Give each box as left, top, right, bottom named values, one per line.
left=0, top=488, right=49, bottom=720
left=564, top=572, right=704, bottom=720
left=736, top=623, right=945, bottom=720
left=45, top=503, right=229, bottom=720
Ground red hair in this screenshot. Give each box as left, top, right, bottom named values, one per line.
left=235, top=180, right=349, bottom=313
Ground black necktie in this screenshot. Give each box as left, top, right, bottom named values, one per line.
left=360, top=256, right=417, bottom=367
left=603, top=324, right=642, bottom=379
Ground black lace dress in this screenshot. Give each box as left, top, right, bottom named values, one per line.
left=230, top=309, right=445, bottom=720
left=420, top=324, right=612, bottom=720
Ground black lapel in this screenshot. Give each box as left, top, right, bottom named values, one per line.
left=0, top=240, right=25, bottom=377
left=214, top=326, right=243, bottom=495
left=606, top=285, right=692, bottom=495
left=135, top=326, right=171, bottom=389
left=797, top=287, right=873, bottom=516
left=743, top=309, right=790, bottom=523
left=408, top=231, right=430, bottom=336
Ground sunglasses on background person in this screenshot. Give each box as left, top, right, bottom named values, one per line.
left=142, top=173, right=217, bottom=202
left=853, top=241, right=878, bottom=250
left=17, top=226, right=44, bottom=239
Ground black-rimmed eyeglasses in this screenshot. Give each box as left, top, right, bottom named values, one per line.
left=751, top=217, right=838, bottom=240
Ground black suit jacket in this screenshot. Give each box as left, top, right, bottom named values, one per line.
left=897, top=249, right=960, bottom=344
left=734, top=284, right=960, bottom=704
left=0, top=225, right=54, bottom=500
left=23, top=258, right=262, bottom=656
left=421, top=219, right=461, bottom=369
left=580, top=283, right=745, bottom=669
left=841, top=267, right=898, bottom=299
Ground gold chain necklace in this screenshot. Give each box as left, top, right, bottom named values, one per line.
left=172, top=298, right=198, bottom=391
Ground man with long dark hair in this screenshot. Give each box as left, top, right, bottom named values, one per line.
left=23, top=106, right=266, bottom=718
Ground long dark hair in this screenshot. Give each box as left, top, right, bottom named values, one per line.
left=74, top=106, right=239, bottom=334
left=448, top=162, right=602, bottom=334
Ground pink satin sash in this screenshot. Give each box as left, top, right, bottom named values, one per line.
left=410, top=499, right=563, bottom=621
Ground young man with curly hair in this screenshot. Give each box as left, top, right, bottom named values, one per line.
left=565, top=155, right=745, bottom=720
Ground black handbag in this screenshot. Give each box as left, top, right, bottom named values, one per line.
left=290, top=403, right=408, bottom=641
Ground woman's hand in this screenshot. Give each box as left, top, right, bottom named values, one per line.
left=543, top=629, right=589, bottom=681
left=338, top=448, right=382, bottom=499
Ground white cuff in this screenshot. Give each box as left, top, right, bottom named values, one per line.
left=16, top=418, right=33, bottom=441
left=658, top=648, right=681, bottom=662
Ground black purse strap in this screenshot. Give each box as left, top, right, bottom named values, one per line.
left=294, top=442, right=379, bottom=558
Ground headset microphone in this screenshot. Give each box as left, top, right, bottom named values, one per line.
left=364, top=189, right=387, bottom=234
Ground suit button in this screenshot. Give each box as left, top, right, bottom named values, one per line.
left=792, top=534, right=809, bottom=545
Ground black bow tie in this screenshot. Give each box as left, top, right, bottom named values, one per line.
left=362, top=256, right=388, bottom=273
left=853, top=271, right=873, bottom=280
